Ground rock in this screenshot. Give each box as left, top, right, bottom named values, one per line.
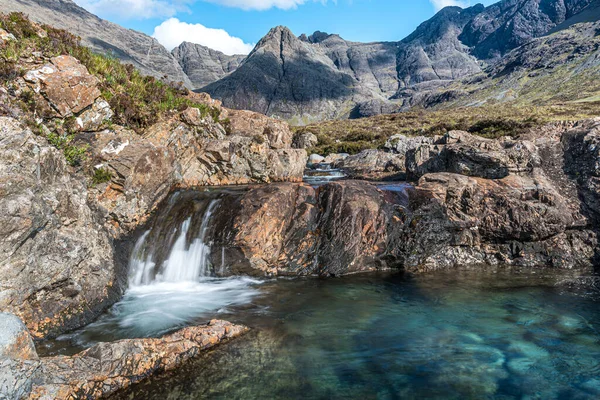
left=293, top=132, right=318, bottom=149
left=215, top=181, right=395, bottom=276
left=221, top=109, right=294, bottom=150
left=76, top=98, right=113, bottom=131
left=172, top=42, right=245, bottom=89
left=29, top=55, right=101, bottom=117
left=0, top=313, right=37, bottom=361
left=383, top=134, right=435, bottom=155
left=394, top=172, right=595, bottom=271
left=0, top=117, right=118, bottom=338
left=323, top=153, right=349, bottom=164
left=338, top=149, right=405, bottom=179
left=0, top=320, right=248, bottom=400
left=308, top=154, right=325, bottom=165
left=406, top=131, right=540, bottom=180
left=0, top=28, right=16, bottom=42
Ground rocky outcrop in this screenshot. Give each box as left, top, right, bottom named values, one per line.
left=191, top=119, right=600, bottom=276
left=23, top=55, right=101, bottom=117
left=172, top=42, right=245, bottom=89
left=213, top=181, right=397, bottom=276
left=0, top=52, right=306, bottom=337
left=405, top=130, right=540, bottom=180
left=0, top=117, right=118, bottom=339
left=395, top=172, right=596, bottom=271
left=336, top=149, right=405, bottom=180
left=1, top=318, right=248, bottom=400
left=0, top=0, right=193, bottom=87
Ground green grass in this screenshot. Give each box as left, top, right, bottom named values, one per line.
left=296, top=103, right=600, bottom=155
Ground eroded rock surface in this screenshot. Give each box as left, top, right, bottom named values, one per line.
left=0, top=117, right=118, bottom=338
left=1, top=319, right=248, bottom=400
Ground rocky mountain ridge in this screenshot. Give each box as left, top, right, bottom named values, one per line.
left=172, top=41, right=245, bottom=89
left=5, top=0, right=600, bottom=123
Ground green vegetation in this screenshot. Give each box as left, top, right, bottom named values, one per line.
left=0, top=12, right=221, bottom=131
left=296, top=103, right=600, bottom=155
left=45, top=130, right=88, bottom=167
left=92, top=168, right=112, bottom=185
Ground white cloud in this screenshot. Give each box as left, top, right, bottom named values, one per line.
left=75, top=0, right=190, bottom=19
left=202, top=0, right=307, bottom=10
left=430, top=0, right=470, bottom=11
left=152, top=18, right=255, bottom=54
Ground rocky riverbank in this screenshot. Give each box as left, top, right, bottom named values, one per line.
left=0, top=314, right=247, bottom=399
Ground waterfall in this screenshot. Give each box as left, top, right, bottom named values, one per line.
left=71, top=192, right=261, bottom=344
left=129, top=199, right=221, bottom=287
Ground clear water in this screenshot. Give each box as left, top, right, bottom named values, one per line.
left=92, top=269, right=600, bottom=400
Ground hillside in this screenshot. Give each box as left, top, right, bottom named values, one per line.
left=0, top=0, right=192, bottom=87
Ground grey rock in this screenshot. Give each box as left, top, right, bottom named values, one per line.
left=77, top=98, right=113, bottom=131
left=0, top=313, right=37, bottom=361
left=338, top=149, right=405, bottom=177
left=406, top=131, right=540, bottom=180
left=383, top=135, right=435, bottom=155
left=0, top=117, right=118, bottom=339
left=293, top=132, right=318, bottom=149
left=172, top=42, right=245, bottom=89
left=308, top=154, right=325, bottom=164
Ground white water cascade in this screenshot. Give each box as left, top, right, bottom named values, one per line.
left=67, top=196, right=261, bottom=344
left=129, top=199, right=220, bottom=286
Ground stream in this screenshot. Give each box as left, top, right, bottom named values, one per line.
left=37, top=178, right=600, bottom=399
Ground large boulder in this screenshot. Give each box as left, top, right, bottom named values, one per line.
left=393, top=172, right=595, bottom=272
left=0, top=117, right=118, bottom=338
left=23, top=55, right=101, bottom=117
left=0, top=320, right=247, bottom=400
left=337, top=149, right=405, bottom=179
left=212, top=181, right=396, bottom=276
left=406, top=131, right=540, bottom=180
left=221, top=108, right=294, bottom=150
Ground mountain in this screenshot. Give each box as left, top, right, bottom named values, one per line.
left=460, top=0, right=594, bottom=59
left=0, top=0, right=192, bottom=87
left=172, top=42, right=245, bottom=89
left=202, top=0, right=598, bottom=122
left=202, top=6, right=487, bottom=123
left=5, top=0, right=600, bottom=123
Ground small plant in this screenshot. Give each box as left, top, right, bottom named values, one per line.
left=46, top=132, right=88, bottom=167
left=92, top=168, right=112, bottom=185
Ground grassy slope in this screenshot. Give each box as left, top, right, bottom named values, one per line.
left=297, top=22, right=600, bottom=155
left=296, top=102, right=600, bottom=155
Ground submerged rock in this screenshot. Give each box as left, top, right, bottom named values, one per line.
left=1, top=319, right=248, bottom=400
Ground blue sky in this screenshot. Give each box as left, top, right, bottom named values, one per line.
left=75, top=0, right=498, bottom=54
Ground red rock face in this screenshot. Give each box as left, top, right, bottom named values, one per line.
left=216, top=181, right=395, bottom=276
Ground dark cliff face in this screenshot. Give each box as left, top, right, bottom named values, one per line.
left=203, top=0, right=600, bottom=121
left=460, top=0, right=595, bottom=60
left=172, top=42, right=246, bottom=89
left=0, top=0, right=193, bottom=87
left=5, top=0, right=600, bottom=121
